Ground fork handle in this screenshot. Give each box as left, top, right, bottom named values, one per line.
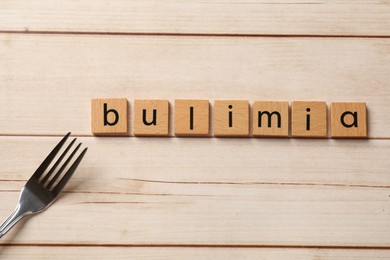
left=0, top=204, right=29, bottom=239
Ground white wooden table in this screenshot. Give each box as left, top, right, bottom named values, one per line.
left=0, top=1, right=389, bottom=259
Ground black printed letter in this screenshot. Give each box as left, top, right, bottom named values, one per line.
left=306, top=108, right=311, bottom=131
left=189, top=107, right=194, bottom=130
left=104, top=103, right=119, bottom=126
left=341, top=111, right=358, bottom=128
left=258, top=111, right=281, bottom=128
left=143, top=109, right=157, bottom=126
left=228, top=105, right=233, bottom=127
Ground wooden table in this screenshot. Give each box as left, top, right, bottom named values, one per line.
left=0, top=1, right=389, bottom=259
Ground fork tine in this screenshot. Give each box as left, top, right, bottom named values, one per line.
left=46, top=143, right=81, bottom=190
left=52, top=147, right=87, bottom=195
left=31, top=132, right=71, bottom=180
left=41, top=138, right=77, bottom=184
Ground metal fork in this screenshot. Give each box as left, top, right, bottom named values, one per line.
left=0, top=132, right=87, bottom=239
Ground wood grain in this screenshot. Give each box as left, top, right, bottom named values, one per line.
left=2, top=137, right=389, bottom=186
left=1, top=1, right=390, bottom=258
left=0, top=137, right=389, bottom=247
left=0, top=246, right=390, bottom=260
left=1, top=34, right=389, bottom=137
left=0, top=1, right=390, bottom=36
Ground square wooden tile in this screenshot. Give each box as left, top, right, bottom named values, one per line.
left=252, top=101, right=289, bottom=137
left=91, top=98, right=128, bottom=136
left=174, top=100, right=209, bottom=136
left=291, top=101, right=327, bottom=138
left=134, top=99, right=169, bottom=136
left=331, top=102, right=367, bottom=138
left=214, top=100, right=249, bottom=137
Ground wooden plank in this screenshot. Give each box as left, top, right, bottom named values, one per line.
left=0, top=1, right=390, bottom=36
left=1, top=137, right=389, bottom=186
left=0, top=247, right=389, bottom=260
left=0, top=34, right=389, bottom=137
left=0, top=137, right=389, bottom=246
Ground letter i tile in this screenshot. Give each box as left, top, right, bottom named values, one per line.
left=291, top=101, right=327, bottom=138
left=214, top=100, right=249, bottom=137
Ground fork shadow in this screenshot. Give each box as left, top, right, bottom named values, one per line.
left=56, top=172, right=90, bottom=201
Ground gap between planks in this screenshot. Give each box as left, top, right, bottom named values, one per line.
left=1, top=243, right=390, bottom=250
left=0, top=133, right=389, bottom=140
left=2, top=179, right=390, bottom=190
left=0, top=30, right=389, bottom=38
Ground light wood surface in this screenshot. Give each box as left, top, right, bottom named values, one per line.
left=0, top=1, right=389, bottom=259
left=1, top=35, right=389, bottom=137
left=1, top=1, right=390, bottom=36
left=0, top=138, right=389, bottom=246
left=1, top=247, right=390, bottom=260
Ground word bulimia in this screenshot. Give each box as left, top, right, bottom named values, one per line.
left=91, top=99, right=367, bottom=138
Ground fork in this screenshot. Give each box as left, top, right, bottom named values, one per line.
left=0, top=132, right=87, bottom=239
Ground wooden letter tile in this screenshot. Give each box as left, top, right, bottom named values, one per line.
left=174, top=100, right=209, bottom=136
left=214, top=100, right=249, bottom=137
left=331, top=102, right=367, bottom=138
left=91, top=98, right=128, bottom=136
left=291, top=101, right=327, bottom=138
left=252, top=101, right=289, bottom=137
left=134, top=99, right=169, bottom=136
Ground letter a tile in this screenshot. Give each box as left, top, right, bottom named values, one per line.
left=134, top=99, right=169, bottom=136
left=91, top=98, right=128, bottom=136
left=331, top=102, right=367, bottom=138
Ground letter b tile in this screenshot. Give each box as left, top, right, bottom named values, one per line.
left=91, top=98, right=128, bottom=136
